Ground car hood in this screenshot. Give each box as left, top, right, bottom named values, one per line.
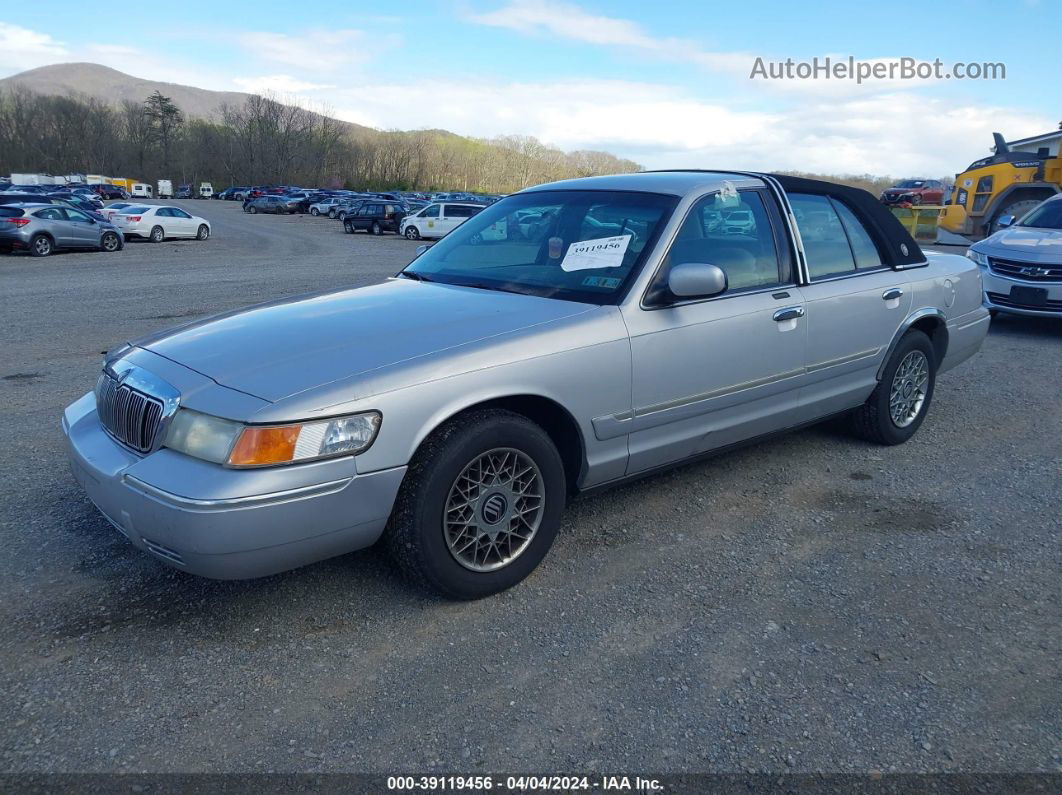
left=977, top=226, right=1062, bottom=262
left=134, top=279, right=595, bottom=403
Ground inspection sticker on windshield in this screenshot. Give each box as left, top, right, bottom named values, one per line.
left=560, top=234, right=632, bottom=272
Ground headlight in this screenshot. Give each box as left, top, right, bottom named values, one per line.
left=966, top=248, right=989, bottom=267
left=163, top=409, right=381, bottom=467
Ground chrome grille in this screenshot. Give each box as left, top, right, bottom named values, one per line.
left=95, top=372, right=165, bottom=453
left=989, top=257, right=1062, bottom=283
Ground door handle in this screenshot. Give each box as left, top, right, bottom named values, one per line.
left=882, top=288, right=904, bottom=301
left=772, top=306, right=805, bottom=322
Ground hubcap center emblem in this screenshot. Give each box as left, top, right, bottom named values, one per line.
left=481, top=493, right=508, bottom=525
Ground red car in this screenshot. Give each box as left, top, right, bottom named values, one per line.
left=880, top=179, right=946, bottom=206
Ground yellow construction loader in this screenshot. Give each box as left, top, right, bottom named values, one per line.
left=938, top=132, right=1061, bottom=240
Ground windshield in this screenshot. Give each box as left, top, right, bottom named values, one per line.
left=895, top=180, right=926, bottom=189
left=1018, top=199, right=1062, bottom=230
left=403, top=190, right=677, bottom=304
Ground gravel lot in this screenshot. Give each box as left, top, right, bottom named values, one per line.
left=1, top=199, right=1059, bottom=776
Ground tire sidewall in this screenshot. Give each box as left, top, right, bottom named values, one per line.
left=875, top=331, right=936, bottom=444
left=150, top=226, right=164, bottom=243
left=197, top=225, right=209, bottom=240
left=405, top=226, right=420, bottom=240
left=30, top=235, right=52, bottom=257
left=403, top=414, right=566, bottom=599
left=101, top=232, right=120, bottom=252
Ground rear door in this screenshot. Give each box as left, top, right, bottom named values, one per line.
left=35, top=207, right=74, bottom=245
left=789, top=192, right=911, bottom=415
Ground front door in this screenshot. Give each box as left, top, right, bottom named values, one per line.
left=620, top=188, right=808, bottom=474
left=60, top=208, right=99, bottom=246
left=788, top=192, right=911, bottom=415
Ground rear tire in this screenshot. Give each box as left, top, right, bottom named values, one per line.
left=385, top=409, right=566, bottom=600
left=30, top=235, right=52, bottom=257
left=851, top=330, right=936, bottom=445
left=149, top=226, right=164, bottom=243
left=371, top=221, right=382, bottom=235
left=337, top=211, right=347, bottom=221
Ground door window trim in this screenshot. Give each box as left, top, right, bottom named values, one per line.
left=791, top=192, right=893, bottom=284
left=639, top=186, right=795, bottom=310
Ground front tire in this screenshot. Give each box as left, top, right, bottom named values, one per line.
left=310, top=207, right=320, bottom=216
left=851, top=330, right=936, bottom=445
left=149, top=225, right=164, bottom=243
left=343, top=220, right=353, bottom=234
left=248, top=206, right=258, bottom=214
left=405, top=226, right=421, bottom=240
left=328, top=209, right=337, bottom=219
left=196, top=224, right=210, bottom=240
left=385, top=409, right=566, bottom=600
left=100, top=232, right=121, bottom=252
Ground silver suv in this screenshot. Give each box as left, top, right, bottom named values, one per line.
left=0, top=203, right=124, bottom=256
left=63, top=171, right=989, bottom=598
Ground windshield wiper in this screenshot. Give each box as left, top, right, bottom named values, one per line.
left=398, top=271, right=434, bottom=282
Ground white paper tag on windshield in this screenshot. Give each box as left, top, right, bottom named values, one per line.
left=560, top=234, right=632, bottom=272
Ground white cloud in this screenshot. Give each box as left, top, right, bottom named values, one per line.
left=0, top=22, right=67, bottom=70
left=327, top=77, right=1052, bottom=176
left=238, top=29, right=392, bottom=71
left=232, top=74, right=334, bottom=94
left=466, top=0, right=749, bottom=72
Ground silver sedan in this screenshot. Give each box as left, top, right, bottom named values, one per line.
left=63, top=171, right=989, bottom=598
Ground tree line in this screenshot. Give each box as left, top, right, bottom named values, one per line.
left=0, top=87, right=643, bottom=193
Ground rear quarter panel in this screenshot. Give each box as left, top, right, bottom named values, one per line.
left=908, top=252, right=990, bottom=372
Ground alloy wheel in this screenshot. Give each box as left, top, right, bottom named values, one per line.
left=443, top=448, right=544, bottom=572
left=889, top=350, right=929, bottom=428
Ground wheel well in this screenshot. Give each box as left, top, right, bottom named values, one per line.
left=450, top=395, right=585, bottom=494
left=909, top=316, right=948, bottom=366
left=993, top=188, right=1057, bottom=219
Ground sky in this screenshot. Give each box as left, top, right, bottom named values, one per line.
left=4, top=0, right=1060, bottom=177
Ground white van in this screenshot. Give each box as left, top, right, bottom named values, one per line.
left=131, top=183, right=153, bottom=199
left=400, top=202, right=484, bottom=240
left=157, top=180, right=173, bottom=199
left=199, top=182, right=213, bottom=199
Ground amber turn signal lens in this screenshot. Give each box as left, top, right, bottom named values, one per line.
left=228, top=425, right=301, bottom=467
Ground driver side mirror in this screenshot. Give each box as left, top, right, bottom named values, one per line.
left=667, top=262, right=728, bottom=300
left=997, top=215, right=1015, bottom=229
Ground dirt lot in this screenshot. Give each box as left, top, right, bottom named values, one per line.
left=1, top=199, right=1059, bottom=775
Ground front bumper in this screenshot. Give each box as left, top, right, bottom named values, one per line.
left=981, top=269, right=1062, bottom=317
left=62, top=392, right=406, bottom=579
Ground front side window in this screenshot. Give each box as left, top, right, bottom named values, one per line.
left=661, top=190, right=785, bottom=293
left=63, top=208, right=91, bottom=222
left=404, top=189, right=677, bottom=304
left=171, top=209, right=191, bottom=219
left=421, top=204, right=441, bottom=218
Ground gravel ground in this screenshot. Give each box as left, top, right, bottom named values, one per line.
left=0, top=199, right=1059, bottom=776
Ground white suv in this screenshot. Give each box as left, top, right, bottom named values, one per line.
left=401, top=202, right=484, bottom=240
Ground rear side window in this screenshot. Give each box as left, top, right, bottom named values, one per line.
left=448, top=205, right=478, bottom=218
left=832, top=200, right=884, bottom=270
left=789, top=194, right=857, bottom=279
left=34, top=208, right=64, bottom=220
left=0, top=207, right=24, bottom=217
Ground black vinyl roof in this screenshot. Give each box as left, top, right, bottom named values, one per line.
left=768, top=174, right=926, bottom=267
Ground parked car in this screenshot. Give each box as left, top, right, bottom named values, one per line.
left=244, top=196, right=296, bottom=214
left=92, top=184, right=128, bottom=200
left=343, top=202, right=405, bottom=234
left=309, top=197, right=346, bottom=217
left=101, top=202, right=134, bottom=220
left=61, top=171, right=988, bottom=597
left=199, top=183, right=213, bottom=199
left=0, top=203, right=123, bottom=256
left=282, top=191, right=315, bottom=212
left=176, top=184, right=193, bottom=199
left=880, top=179, right=946, bottom=206
left=966, top=193, right=1062, bottom=317
left=110, top=205, right=211, bottom=242
left=131, top=183, right=153, bottom=199
left=400, top=202, right=484, bottom=240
